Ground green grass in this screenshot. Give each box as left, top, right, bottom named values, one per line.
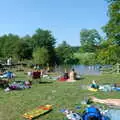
left=0, top=71, right=120, bottom=120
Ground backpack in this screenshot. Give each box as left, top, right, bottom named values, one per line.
left=82, top=106, right=102, bottom=120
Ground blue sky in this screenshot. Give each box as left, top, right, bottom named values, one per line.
left=0, top=0, right=108, bottom=46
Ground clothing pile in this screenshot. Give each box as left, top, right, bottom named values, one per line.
left=61, top=106, right=111, bottom=120
left=4, top=80, right=31, bottom=91
left=0, top=71, right=14, bottom=79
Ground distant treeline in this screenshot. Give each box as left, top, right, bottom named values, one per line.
left=0, top=0, right=120, bottom=66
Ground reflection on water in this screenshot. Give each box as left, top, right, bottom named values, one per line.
left=55, top=65, right=101, bottom=75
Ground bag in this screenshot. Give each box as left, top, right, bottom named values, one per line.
left=82, top=106, right=102, bottom=120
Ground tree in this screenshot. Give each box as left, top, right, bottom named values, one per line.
left=22, top=35, right=33, bottom=49
left=32, top=28, right=56, bottom=66
left=56, top=41, right=75, bottom=64
left=80, top=29, right=102, bottom=52
left=0, top=34, right=34, bottom=61
left=97, top=44, right=120, bottom=65
left=95, top=0, right=120, bottom=65
left=33, top=47, right=49, bottom=66
left=103, top=0, right=120, bottom=45
left=0, top=34, right=20, bottom=58
left=74, top=52, right=97, bottom=65
left=71, top=46, right=80, bottom=53
left=32, top=28, right=56, bottom=48
left=14, top=40, right=33, bottom=60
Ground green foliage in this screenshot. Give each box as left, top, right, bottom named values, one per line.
left=99, top=39, right=112, bottom=49
left=56, top=41, right=77, bottom=64
left=22, top=35, right=34, bottom=50
left=32, top=28, right=56, bottom=49
left=32, top=28, right=56, bottom=66
left=97, top=45, right=120, bottom=65
left=80, top=29, right=102, bottom=52
left=74, top=52, right=97, bottom=65
left=14, top=40, right=33, bottom=61
left=0, top=34, right=33, bottom=61
left=33, top=47, right=49, bottom=66
left=0, top=28, right=57, bottom=65
left=94, top=0, right=120, bottom=65
left=78, top=0, right=120, bottom=65
left=103, top=0, right=120, bottom=45
left=71, top=46, right=80, bottom=53
left=0, top=34, right=20, bottom=58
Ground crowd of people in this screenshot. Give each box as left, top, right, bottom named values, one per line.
left=27, top=64, right=80, bottom=82
left=0, top=60, right=120, bottom=119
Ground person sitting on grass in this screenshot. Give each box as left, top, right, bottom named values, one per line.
left=69, top=68, right=76, bottom=80
left=90, top=80, right=99, bottom=89
left=58, top=69, right=69, bottom=81
left=64, top=69, right=69, bottom=80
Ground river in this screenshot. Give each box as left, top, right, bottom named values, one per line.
left=54, top=65, right=102, bottom=75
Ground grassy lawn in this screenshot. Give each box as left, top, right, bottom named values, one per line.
left=0, top=71, right=120, bottom=120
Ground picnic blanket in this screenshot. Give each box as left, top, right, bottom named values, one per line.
left=23, top=104, right=52, bottom=120
left=4, top=80, right=31, bottom=91
left=81, top=84, right=120, bottom=92
left=60, top=98, right=120, bottom=120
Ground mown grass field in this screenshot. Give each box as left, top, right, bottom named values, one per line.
left=0, top=71, right=120, bottom=120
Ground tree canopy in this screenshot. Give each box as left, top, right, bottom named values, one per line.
left=33, top=47, right=49, bottom=66
left=80, top=29, right=102, bottom=52
left=0, top=28, right=58, bottom=66
left=0, top=0, right=120, bottom=66
left=103, top=0, right=120, bottom=45
left=56, top=41, right=77, bottom=64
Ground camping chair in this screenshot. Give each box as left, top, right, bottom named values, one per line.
left=32, top=71, right=41, bottom=79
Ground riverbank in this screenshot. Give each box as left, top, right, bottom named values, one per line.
left=0, top=72, right=120, bottom=120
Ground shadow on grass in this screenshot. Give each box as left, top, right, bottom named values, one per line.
left=39, top=81, right=53, bottom=84
left=76, top=77, right=84, bottom=80
left=102, top=83, right=113, bottom=85
left=32, top=110, right=53, bottom=120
